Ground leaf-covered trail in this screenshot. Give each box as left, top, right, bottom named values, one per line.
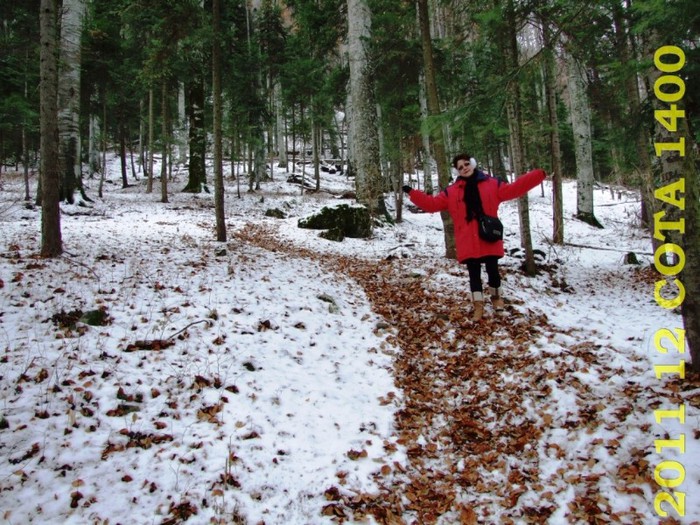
left=235, top=224, right=679, bottom=525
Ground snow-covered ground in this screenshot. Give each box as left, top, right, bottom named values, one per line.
left=0, top=157, right=697, bottom=524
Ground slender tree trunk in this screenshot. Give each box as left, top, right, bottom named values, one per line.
left=160, top=82, right=169, bottom=203
left=275, top=81, right=288, bottom=169
left=566, top=53, right=602, bottom=228
left=614, top=5, right=654, bottom=231
left=89, top=108, right=101, bottom=177
left=39, top=0, right=62, bottom=257
left=23, top=49, right=31, bottom=201
left=418, top=76, right=431, bottom=193
left=176, top=82, right=188, bottom=166
left=542, top=19, right=564, bottom=244
left=147, top=88, right=155, bottom=193
left=417, top=0, right=454, bottom=258
left=505, top=0, right=536, bottom=275
left=213, top=0, right=226, bottom=242
left=99, top=94, right=106, bottom=198
left=313, top=119, right=321, bottom=192
left=184, top=78, right=206, bottom=192
left=347, top=0, right=384, bottom=217
left=138, top=98, right=145, bottom=174
left=57, top=0, right=86, bottom=205
left=119, top=122, right=128, bottom=188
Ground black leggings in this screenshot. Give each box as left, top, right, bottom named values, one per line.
left=463, top=256, right=501, bottom=293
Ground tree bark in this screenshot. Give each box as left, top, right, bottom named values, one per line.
left=681, top=125, right=699, bottom=372
left=184, top=78, right=206, bottom=192
left=542, top=18, right=564, bottom=245
left=417, top=0, right=454, bottom=258
left=57, top=0, right=86, bottom=205
left=613, top=3, right=654, bottom=231
left=347, top=0, right=384, bottom=217
left=39, top=0, right=62, bottom=257
left=160, top=82, right=169, bottom=203
left=504, top=0, right=536, bottom=275
left=147, top=88, right=155, bottom=193
left=681, top=124, right=699, bottom=372
left=566, top=53, right=602, bottom=228
left=213, top=0, right=226, bottom=242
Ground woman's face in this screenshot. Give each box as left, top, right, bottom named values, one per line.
left=456, top=158, right=475, bottom=178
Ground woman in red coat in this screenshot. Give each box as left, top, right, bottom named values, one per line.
left=403, top=153, right=546, bottom=321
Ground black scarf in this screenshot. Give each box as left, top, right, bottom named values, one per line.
left=463, top=175, right=483, bottom=222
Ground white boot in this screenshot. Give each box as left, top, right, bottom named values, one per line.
left=472, top=291, right=484, bottom=321
left=490, top=287, right=504, bottom=310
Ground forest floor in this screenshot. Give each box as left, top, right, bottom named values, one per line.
left=235, top=222, right=698, bottom=525
left=0, top=163, right=698, bottom=525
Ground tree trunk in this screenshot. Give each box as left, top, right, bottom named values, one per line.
left=418, top=75, right=432, bottom=193
left=566, top=54, right=602, bottom=228
left=542, top=19, right=564, bottom=245
left=505, top=0, right=536, bottom=275
left=681, top=125, right=699, bottom=372
left=160, top=82, right=169, bottom=203
left=119, top=122, right=128, bottom=188
left=98, top=95, right=106, bottom=198
left=88, top=108, right=101, bottom=177
left=176, top=82, right=188, bottom=166
left=23, top=54, right=31, bottom=201
left=57, top=0, right=86, bottom=205
left=39, top=0, right=62, bottom=257
left=275, top=80, right=288, bottom=169
left=313, top=119, right=321, bottom=192
left=184, top=78, right=206, bottom=192
left=347, top=0, right=384, bottom=218
left=417, top=0, right=454, bottom=258
left=213, top=0, right=226, bottom=242
left=147, top=88, right=155, bottom=193
left=649, top=46, right=697, bottom=372
left=613, top=4, right=654, bottom=231
left=681, top=123, right=699, bottom=372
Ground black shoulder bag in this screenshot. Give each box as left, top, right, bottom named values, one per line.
left=477, top=213, right=504, bottom=242
left=464, top=174, right=503, bottom=242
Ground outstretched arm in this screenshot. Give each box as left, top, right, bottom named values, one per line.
left=403, top=186, right=449, bottom=213
left=497, top=169, right=547, bottom=202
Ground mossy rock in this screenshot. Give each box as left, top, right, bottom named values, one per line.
left=265, top=208, right=287, bottom=219
left=320, top=227, right=345, bottom=242
left=298, top=204, right=371, bottom=239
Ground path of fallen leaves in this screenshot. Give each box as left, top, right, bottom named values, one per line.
left=235, top=223, right=698, bottom=525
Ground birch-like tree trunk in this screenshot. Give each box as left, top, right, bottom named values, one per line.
left=347, top=0, right=383, bottom=215
left=274, top=81, right=288, bottom=169
left=39, top=0, right=62, bottom=257
left=566, top=54, right=602, bottom=228
left=88, top=107, right=101, bottom=177
left=57, top=0, right=86, bottom=204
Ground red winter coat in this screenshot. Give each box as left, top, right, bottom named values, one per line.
left=407, top=169, right=546, bottom=262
